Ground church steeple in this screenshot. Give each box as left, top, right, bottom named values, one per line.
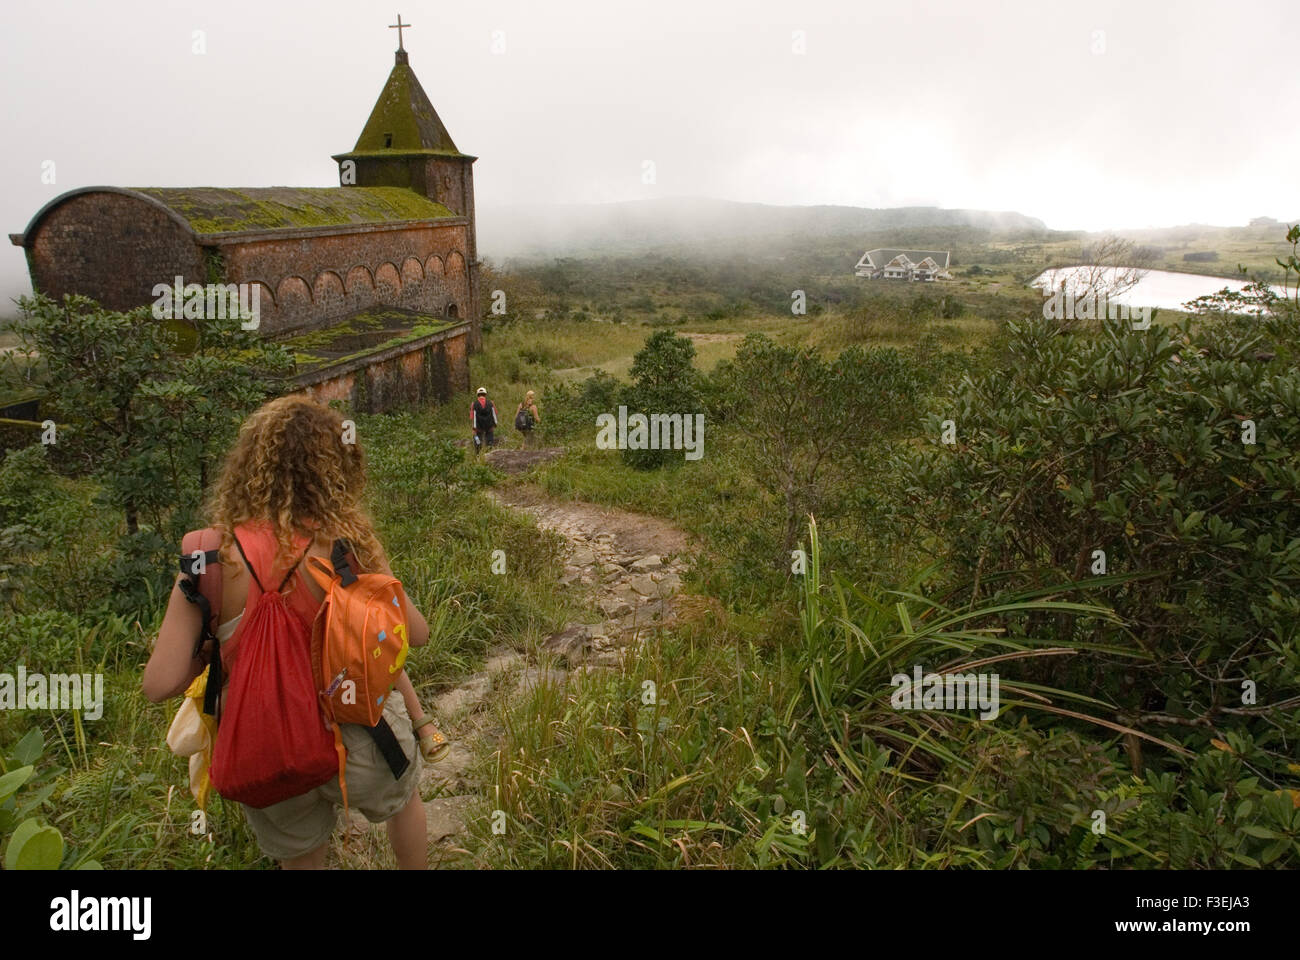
left=332, top=32, right=477, bottom=219
left=331, top=24, right=482, bottom=351
left=341, top=51, right=463, bottom=158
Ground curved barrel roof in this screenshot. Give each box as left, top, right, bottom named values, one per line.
left=11, top=185, right=456, bottom=245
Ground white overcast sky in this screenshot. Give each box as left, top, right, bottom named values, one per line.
left=2, top=0, right=1296, bottom=301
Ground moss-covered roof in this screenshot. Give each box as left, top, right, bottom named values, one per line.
left=336, top=59, right=464, bottom=158
left=132, top=186, right=456, bottom=234
left=281, top=306, right=459, bottom=373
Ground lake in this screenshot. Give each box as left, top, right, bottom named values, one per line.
left=1031, top=266, right=1289, bottom=312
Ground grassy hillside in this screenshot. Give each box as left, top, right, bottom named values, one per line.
left=3, top=231, right=1298, bottom=870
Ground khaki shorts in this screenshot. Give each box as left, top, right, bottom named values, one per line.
left=241, top=694, right=423, bottom=861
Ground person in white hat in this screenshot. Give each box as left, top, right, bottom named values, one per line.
left=470, top=386, right=497, bottom=453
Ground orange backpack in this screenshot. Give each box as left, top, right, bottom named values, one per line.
left=304, top=540, right=412, bottom=808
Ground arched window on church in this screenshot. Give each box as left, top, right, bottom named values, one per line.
left=446, top=303, right=459, bottom=320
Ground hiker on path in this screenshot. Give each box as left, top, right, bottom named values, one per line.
left=515, top=390, right=541, bottom=449
left=143, top=396, right=438, bottom=869
left=471, top=386, right=497, bottom=453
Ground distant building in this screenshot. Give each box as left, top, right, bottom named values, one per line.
left=855, top=248, right=951, bottom=281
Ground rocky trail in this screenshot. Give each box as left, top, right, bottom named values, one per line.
left=334, top=477, right=696, bottom=867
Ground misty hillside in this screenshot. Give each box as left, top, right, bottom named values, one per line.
left=477, top=197, right=1048, bottom=261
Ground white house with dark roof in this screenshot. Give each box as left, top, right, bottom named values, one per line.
left=855, top=248, right=951, bottom=281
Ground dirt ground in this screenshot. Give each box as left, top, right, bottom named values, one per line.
left=491, top=483, right=693, bottom=559
left=481, top=445, right=565, bottom=475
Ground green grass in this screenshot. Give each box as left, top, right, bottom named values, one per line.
left=0, top=409, right=575, bottom=869
left=465, top=521, right=1186, bottom=869
left=8, top=231, right=1295, bottom=870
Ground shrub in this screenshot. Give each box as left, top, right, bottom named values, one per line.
left=715, top=333, right=928, bottom=561
left=4, top=294, right=290, bottom=539
left=899, top=308, right=1300, bottom=763
left=541, top=370, right=622, bottom=441
left=795, top=519, right=1300, bottom=869
left=619, top=331, right=703, bottom=470
left=0, top=445, right=114, bottom=614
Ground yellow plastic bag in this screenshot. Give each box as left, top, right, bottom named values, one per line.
left=166, top=672, right=217, bottom=809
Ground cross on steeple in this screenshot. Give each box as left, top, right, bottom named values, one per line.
left=389, top=14, right=411, bottom=51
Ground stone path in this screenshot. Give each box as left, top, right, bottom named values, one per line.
left=334, top=485, right=694, bottom=865
left=493, top=486, right=692, bottom=668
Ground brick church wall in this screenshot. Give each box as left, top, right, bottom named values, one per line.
left=25, top=192, right=204, bottom=310
left=216, top=221, right=472, bottom=335
left=442, top=328, right=469, bottom=394
left=22, top=191, right=474, bottom=342
left=18, top=191, right=475, bottom=417
left=295, top=327, right=470, bottom=414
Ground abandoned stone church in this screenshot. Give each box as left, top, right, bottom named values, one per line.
left=9, top=40, right=479, bottom=413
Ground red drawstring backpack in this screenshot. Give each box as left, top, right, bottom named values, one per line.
left=207, top=531, right=339, bottom=808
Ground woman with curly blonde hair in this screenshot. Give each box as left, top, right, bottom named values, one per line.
left=144, top=394, right=443, bottom=869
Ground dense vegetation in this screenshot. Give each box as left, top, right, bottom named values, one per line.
left=1, top=226, right=1297, bottom=869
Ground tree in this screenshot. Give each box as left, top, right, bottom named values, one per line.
left=1045, top=234, right=1157, bottom=317
left=5, top=294, right=290, bottom=537
left=620, top=330, right=703, bottom=470
left=719, top=334, right=926, bottom=563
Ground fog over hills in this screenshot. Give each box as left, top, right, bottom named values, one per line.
left=477, top=197, right=1048, bottom=262
left=5, top=193, right=1287, bottom=310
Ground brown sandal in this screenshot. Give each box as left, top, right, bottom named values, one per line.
left=412, top=715, right=450, bottom=762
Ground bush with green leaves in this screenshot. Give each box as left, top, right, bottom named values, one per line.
left=0, top=444, right=114, bottom=614
left=712, top=333, right=930, bottom=563
left=897, top=300, right=1300, bottom=772
left=0, top=609, right=96, bottom=680
left=4, top=293, right=291, bottom=539
left=789, top=519, right=1300, bottom=869
left=532, top=370, right=622, bottom=442
left=927, top=723, right=1300, bottom=868
left=618, top=330, right=704, bottom=470
left=1, top=294, right=298, bottom=613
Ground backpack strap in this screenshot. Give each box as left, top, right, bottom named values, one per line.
left=179, top=528, right=224, bottom=718
left=230, top=531, right=265, bottom=593
left=367, top=718, right=411, bottom=780
left=326, top=719, right=409, bottom=817
left=231, top=530, right=312, bottom=594
left=329, top=539, right=359, bottom=587
left=277, top=542, right=313, bottom=593
left=331, top=722, right=350, bottom=816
